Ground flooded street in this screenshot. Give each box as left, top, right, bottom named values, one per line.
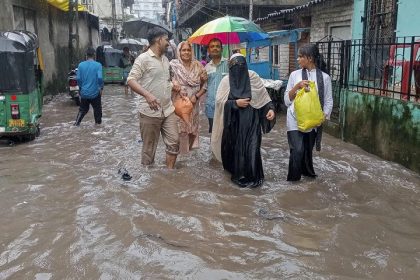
left=1, top=84, right=420, bottom=279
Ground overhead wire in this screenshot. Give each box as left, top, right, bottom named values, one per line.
left=185, top=0, right=226, bottom=17
left=178, top=0, right=217, bottom=19
left=179, top=0, right=224, bottom=19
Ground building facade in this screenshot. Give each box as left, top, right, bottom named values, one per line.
left=130, top=0, right=164, bottom=20
left=85, top=0, right=134, bottom=42
left=176, top=0, right=310, bottom=33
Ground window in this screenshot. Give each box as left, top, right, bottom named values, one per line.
left=87, top=0, right=93, bottom=4
left=272, top=45, right=279, bottom=65
left=81, top=0, right=87, bottom=4
left=13, top=6, right=37, bottom=34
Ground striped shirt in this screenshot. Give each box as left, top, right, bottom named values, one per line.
left=204, top=58, right=228, bottom=119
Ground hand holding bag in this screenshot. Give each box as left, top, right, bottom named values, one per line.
left=294, top=81, right=325, bottom=131
left=174, top=95, right=193, bottom=124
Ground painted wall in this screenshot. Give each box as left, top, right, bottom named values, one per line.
left=351, top=0, right=364, bottom=40
left=395, top=0, right=419, bottom=37
left=352, top=0, right=420, bottom=39
left=341, top=89, right=420, bottom=173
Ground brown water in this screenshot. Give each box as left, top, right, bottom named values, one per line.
left=1, top=85, right=420, bottom=279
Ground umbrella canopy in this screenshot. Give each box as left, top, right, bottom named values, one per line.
left=123, top=18, right=172, bottom=40
left=188, top=16, right=268, bottom=45
left=116, top=38, right=147, bottom=51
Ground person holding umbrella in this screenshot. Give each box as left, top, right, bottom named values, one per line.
left=204, top=38, right=228, bottom=133
left=188, top=16, right=269, bottom=133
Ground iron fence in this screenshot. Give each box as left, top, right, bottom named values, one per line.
left=316, top=39, right=349, bottom=122
left=317, top=36, right=420, bottom=103
left=349, top=36, right=420, bottom=101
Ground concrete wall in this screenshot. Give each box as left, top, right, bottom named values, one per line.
left=310, top=0, right=353, bottom=42
left=341, top=89, right=420, bottom=173
left=0, top=0, right=99, bottom=95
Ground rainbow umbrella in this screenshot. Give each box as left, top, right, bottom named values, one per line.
left=188, top=16, right=268, bottom=45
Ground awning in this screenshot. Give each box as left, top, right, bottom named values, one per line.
left=255, top=0, right=329, bottom=23
left=47, top=0, right=87, bottom=12
left=246, top=28, right=310, bottom=48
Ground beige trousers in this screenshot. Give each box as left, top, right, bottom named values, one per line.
left=139, top=112, right=179, bottom=165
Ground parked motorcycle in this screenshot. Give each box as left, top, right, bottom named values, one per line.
left=68, top=68, right=80, bottom=105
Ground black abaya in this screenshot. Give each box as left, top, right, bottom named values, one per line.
left=221, top=100, right=275, bottom=188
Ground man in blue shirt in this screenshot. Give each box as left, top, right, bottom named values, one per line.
left=204, top=38, right=228, bottom=133
left=74, top=47, right=104, bottom=126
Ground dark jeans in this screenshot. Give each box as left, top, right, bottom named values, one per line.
left=74, top=94, right=102, bottom=125
left=287, top=130, right=317, bottom=181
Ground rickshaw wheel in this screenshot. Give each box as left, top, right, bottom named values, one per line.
left=25, top=133, right=35, bottom=142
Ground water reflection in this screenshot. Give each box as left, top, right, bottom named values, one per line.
left=0, top=85, right=419, bottom=279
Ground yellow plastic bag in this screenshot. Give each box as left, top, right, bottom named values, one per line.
left=294, top=81, right=325, bottom=131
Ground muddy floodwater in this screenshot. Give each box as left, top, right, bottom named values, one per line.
left=1, top=85, right=420, bottom=279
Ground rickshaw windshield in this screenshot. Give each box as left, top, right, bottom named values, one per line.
left=0, top=51, right=36, bottom=93
left=104, top=51, right=123, bottom=67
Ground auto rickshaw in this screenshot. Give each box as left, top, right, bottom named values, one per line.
left=0, top=30, right=43, bottom=141
left=96, top=45, right=124, bottom=84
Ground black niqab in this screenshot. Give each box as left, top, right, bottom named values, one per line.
left=228, top=56, right=251, bottom=100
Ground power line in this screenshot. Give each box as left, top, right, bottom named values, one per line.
left=180, top=0, right=224, bottom=19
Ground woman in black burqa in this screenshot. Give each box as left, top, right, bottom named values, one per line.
left=211, top=53, right=276, bottom=188
left=284, top=44, right=333, bottom=181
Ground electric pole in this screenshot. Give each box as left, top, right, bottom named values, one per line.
left=75, top=0, right=79, bottom=53
left=111, top=0, right=116, bottom=44
left=69, top=0, right=79, bottom=69
left=249, top=0, right=253, bottom=21
left=69, top=0, right=73, bottom=68
left=121, top=0, right=125, bottom=25
left=68, top=0, right=79, bottom=69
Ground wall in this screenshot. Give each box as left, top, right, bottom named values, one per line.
left=396, top=0, right=419, bottom=37
left=342, top=89, right=420, bottom=173
left=351, top=0, right=364, bottom=40
left=0, top=0, right=99, bottom=95
left=352, top=0, right=419, bottom=39
left=310, top=0, right=353, bottom=42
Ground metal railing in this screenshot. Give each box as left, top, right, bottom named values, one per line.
left=317, top=36, right=420, bottom=102
left=316, top=39, right=348, bottom=121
